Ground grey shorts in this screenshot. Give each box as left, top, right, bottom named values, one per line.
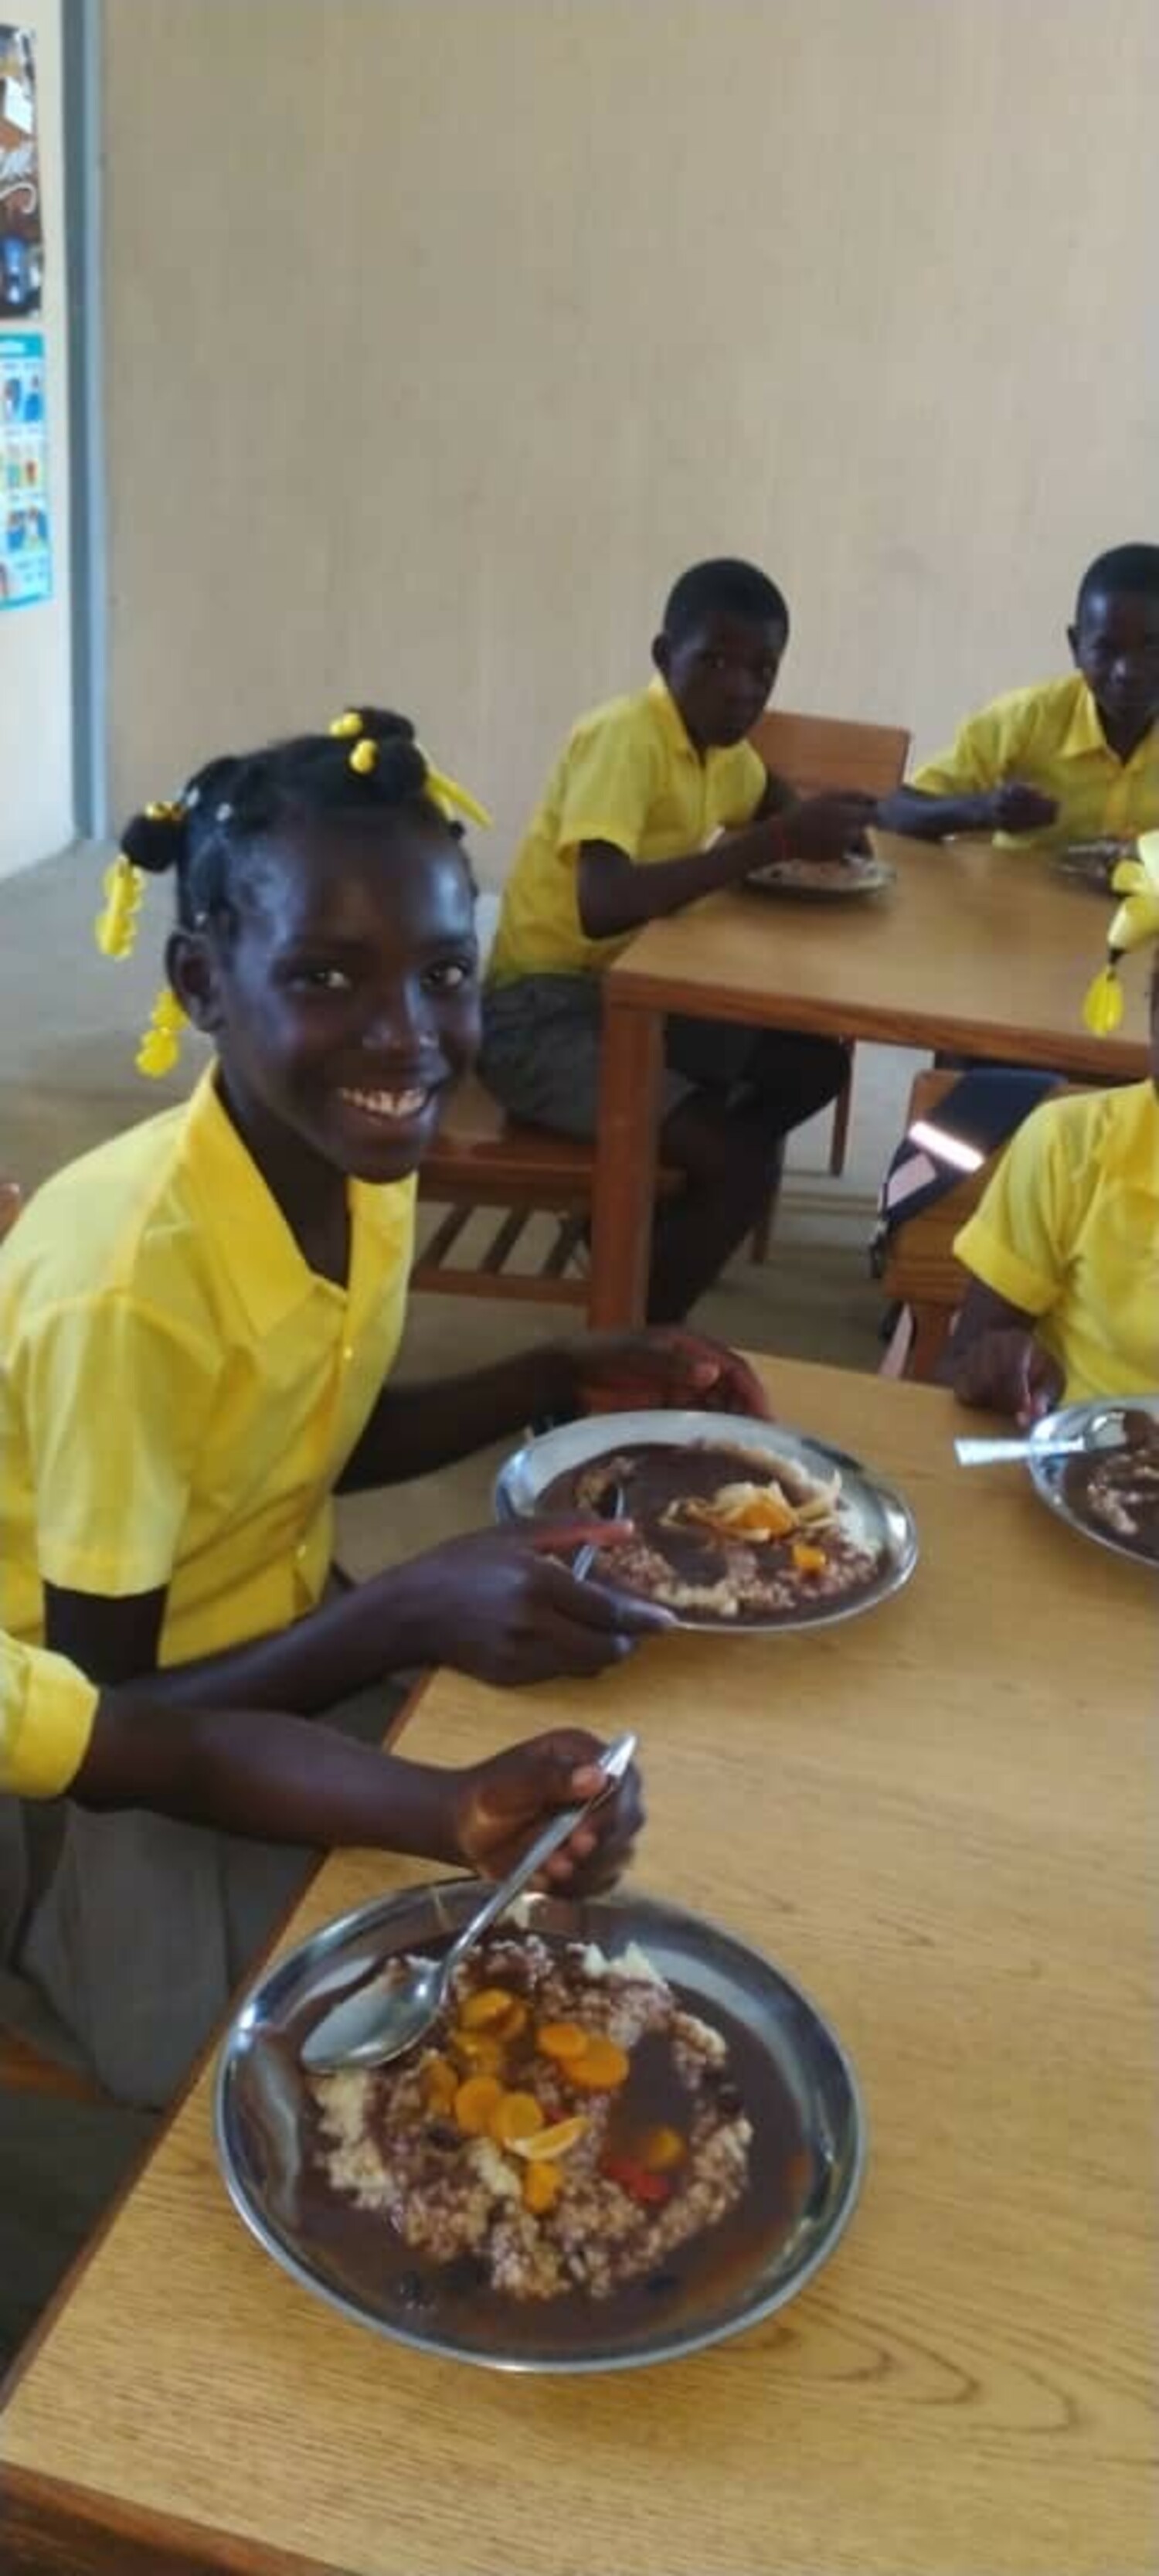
left=479, top=975, right=742, bottom=1139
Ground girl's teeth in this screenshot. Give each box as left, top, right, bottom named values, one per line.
left=340, top=1087, right=428, bottom=1119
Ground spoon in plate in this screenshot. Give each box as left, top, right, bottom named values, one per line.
left=954, top=1407, right=1137, bottom=1467
left=300, top=1731, right=638, bottom=2076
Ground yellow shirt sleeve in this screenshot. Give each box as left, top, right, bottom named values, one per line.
left=953, top=1102, right=1071, bottom=1317
left=16, top=1295, right=220, bottom=1598
left=912, top=699, right=1028, bottom=798
left=0, top=1632, right=97, bottom=1796
left=556, top=710, right=661, bottom=857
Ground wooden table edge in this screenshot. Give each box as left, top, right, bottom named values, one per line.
left=600, top=967, right=1149, bottom=1075
left=0, top=2455, right=356, bottom=2576
left=0, top=1675, right=430, bottom=2418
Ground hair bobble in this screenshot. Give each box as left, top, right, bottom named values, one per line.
left=1082, top=831, right=1159, bottom=1035
left=144, top=798, right=186, bottom=826
left=135, top=989, right=188, bottom=1079
left=93, top=854, right=144, bottom=960
left=420, top=757, right=492, bottom=830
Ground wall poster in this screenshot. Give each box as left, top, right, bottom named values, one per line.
left=0, top=32, right=49, bottom=606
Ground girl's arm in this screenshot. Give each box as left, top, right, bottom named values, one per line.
left=73, top=1700, right=643, bottom=1890
left=937, top=1281, right=1065, bottom=1424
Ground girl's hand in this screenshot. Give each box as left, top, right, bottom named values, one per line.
left=564, top=1328, right=771, bottom=1421
left=451, top=1727, right=644, bottom=1892
left=950, top=1326, right=1064, bottom=1427
left=388, top=1522, right=674, bottom=1687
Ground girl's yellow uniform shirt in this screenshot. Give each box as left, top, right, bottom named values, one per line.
left=0, top=1635, right=97, bottom=1796
left=913, top=675, right=1159, bottom=849
left=0, top=1069, right=416, bottom=1662
left=953, top=1082, right=1159, bottom=1401
left=487, top=678, right=766, bottom=985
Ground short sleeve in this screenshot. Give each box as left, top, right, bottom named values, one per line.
left=15, top=1295, right=219, bottom=1598
left=953, top=1104, right=1072, bottom=1316
left=0, top=1635, right=97, bottom=1797
left=556, top=714, right=658, bottom=858
left=912, top=704, right=1012, bottom=798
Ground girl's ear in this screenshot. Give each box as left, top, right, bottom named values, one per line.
left=166, top=928, right=225, bottom=1036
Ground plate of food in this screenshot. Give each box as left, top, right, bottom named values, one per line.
left=216, top=1884, right=865, bottom=2374
left=495, top=1410, right=918, bottom=1631
left=1026, top=1397, right=1159, bottom=1568
left=745, top=849, right=895, bottom=900
left=1052, top=839, right=1134, bottom=894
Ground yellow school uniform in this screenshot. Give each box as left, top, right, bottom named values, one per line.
left=0, top=1068, right=415, bottom=1662
left=0, top=1634, right=97, bottom=1797
left=912, top=675, right=1159, bottom=849
left=487, top=676, right=766, bottom=984
left=953, top=1082, right=1159, bottom=1401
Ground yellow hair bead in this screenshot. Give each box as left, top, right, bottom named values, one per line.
left=328, top=710, right=364, bottom=739
left=144, top=798, right=185, bottom=825
left=421, top=759, right=493, bottom=830
left=135, top=989, right=188, bottom=1079
left=93, top=854, right=144, bottom=960
left=349, top=737, right=379, bottom=776
left=1082, top=964, right=1126, bottom=1037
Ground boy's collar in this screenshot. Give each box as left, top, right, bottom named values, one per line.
left=646, top=672, right=725, bottom=761
left=1062, top=675, right=1157, bottom=760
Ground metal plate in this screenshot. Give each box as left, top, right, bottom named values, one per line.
left=745, top=851, right=895, bottom=900
left=494, top=1409, right=919, bottom=1632
left=216, top=1883, right=866, bottom=2374
left=1026, top=1395, right=1159, bottom=1568
left=1052, top=841, right=1132, bottom=894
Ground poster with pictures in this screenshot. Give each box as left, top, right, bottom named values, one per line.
left=1, top=328, right=50, bottom=607
left=1, top=24, right=41, bottom=317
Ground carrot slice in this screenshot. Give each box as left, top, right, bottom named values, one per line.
left=567, top=2036, right=630, bottom=2091
left=639, top=2124, right=686, bottom=2171
left=454, top=2074, right=505, bottom=2135
left=790, top=1541, right=827, bottom=1574
left=451, top=2029, right=505, bottom=2075
left=489, top=2090, right=544, bottom=2146
left=537, top=2020, right=590, bottom=2062
left=420, top=2053, right=457, bottom=2112
left=523, top=2159, right=563, bottom=2214
left=510, top=2113, right=588, bottom=2162
left=460, top=1986, right=517, bottom=2030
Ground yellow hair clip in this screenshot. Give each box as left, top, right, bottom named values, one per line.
left=349, top=737, right=379, bottom=775
left=420, top=757, right=492, bottom=830
left=1082, top=829, right=1159, bottom=1034
left=93, top=854, right=144, bottom=960
left=135, top=989, right=188, bottom=1079
left=144, top=798, right=185, bottom=825
left=328, top=710, right=363, bottom=740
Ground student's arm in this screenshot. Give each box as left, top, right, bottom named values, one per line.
left=42, top=1520, right=675, bottom=1710
left=878, top=781, right=1060, bottom=842
left=576, top=791, right=877, bottom=942
left=336, top=1327, right=770, bottom=1491
left=73, top=1700, right=644, bottom=1890
left=936, top=1281, right=1065, bottom=1423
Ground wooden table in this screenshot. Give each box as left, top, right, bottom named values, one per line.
left=2, top=1362, right=1156, bottom=2576
left=590, top=831, right=1153, bottom=1325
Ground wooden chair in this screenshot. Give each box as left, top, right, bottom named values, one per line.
left=0, top=2027, right=107, bottom=2104
left=748, top=708, right=912, bottom=1188
left=415, top=1072, right=681, bottom=1307
left=879, top=1070, right=1076, bottom=1381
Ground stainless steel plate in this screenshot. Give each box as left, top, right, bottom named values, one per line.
left=1026, top=1395, right=1159, bottom=1568
left=216, top=1883, right=866, bottom=2374
left=745, top=851, right=895, bottom=900
left=495, top=1409, right=919, bottom=1632
left=1052, top=840, right=1132, bottom=894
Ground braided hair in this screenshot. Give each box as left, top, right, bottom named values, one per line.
left=96, top=708, right=489, bottom=1074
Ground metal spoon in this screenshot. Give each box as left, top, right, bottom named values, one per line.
left=955, top=1409, right=1130, bottom=1468
left=572, top=1477, right=627, bottom=1581
left=300, top=1731, right=637, bottom=2076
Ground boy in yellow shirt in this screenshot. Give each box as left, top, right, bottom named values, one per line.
left=945, top=841, right=1159, bottom=1419
left=482, top=560, right=875, bottom=1319
left=880, top=543, right=1159, bottom=849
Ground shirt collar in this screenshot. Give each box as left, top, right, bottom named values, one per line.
left=646, top=673, right=702, bottom=762
left=1059, top=678, right=1113, bottom=759
left=180, top=1065, right=408, bottom=1335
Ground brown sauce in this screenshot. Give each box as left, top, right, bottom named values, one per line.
left=1062, top=1414, right=1159, bottom=1564
left=250, top=1957, right=816, bottom=2362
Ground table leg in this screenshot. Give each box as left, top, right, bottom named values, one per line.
left=590, top=996, right=661, bottom=1328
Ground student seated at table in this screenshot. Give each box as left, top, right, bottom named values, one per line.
left=479, top=559, right=876, bottom=1321
left=879, top=543, right=1159, bottom=849
left=943, top=840, right=1159, bottom=1421
left=0, top=706, right=760, bottom=2103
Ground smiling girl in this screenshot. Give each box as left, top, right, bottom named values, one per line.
left=0, top=707, right=762, bottom=2099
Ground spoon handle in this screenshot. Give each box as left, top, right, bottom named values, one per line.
left=954, top=1434, right=1083, bottom=1466
left=442, top=1732, right=637, bottom=1978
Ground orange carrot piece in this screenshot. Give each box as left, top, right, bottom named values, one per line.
left=567, top=2036, right=630, bottom=2091
left=489, top=2091, right=544, bottom=2146
left=537, top=2020, right=590, bottom=2062
left=454, top=2074, right=505, bottom=2135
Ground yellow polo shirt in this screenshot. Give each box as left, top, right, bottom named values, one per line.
left=487, top=677, right=766, bottom=984
left=953, top=1082, right=1159, bottom=1401
left=0, top=1635, right=97, bottom=1797
left=912, top=675, right=1159, bottom=849
left=0, top=1069, right=416, bottom=1663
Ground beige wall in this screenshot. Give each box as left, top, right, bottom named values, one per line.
left=0, top=0, right=70, bottom=880
left=102, top=0, right=1159, bottom=880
